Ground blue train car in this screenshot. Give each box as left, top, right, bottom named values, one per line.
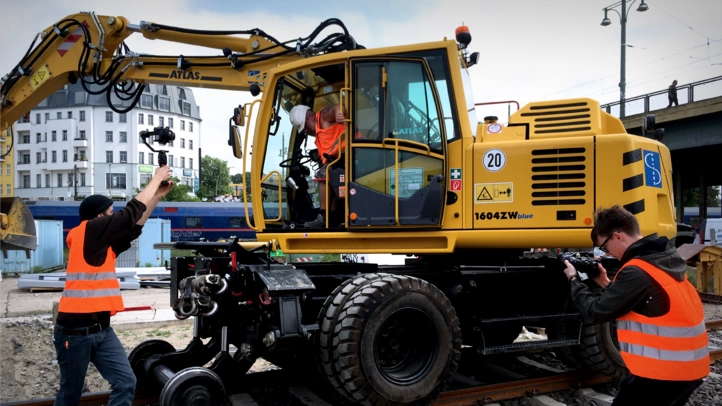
left=682, top=207, right=721, bottom=228
left=26, top=201, right=261, bottom=245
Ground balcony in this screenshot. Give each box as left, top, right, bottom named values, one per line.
left=73, top=159, right=89, bottom=169
left=73, top=138, right=88, bottom=148
left=37, top=160, right=48, bottom=170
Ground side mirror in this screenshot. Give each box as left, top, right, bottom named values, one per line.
left=467, top=52, right=480, bottom=68
left=234, top=106, right=245, bottom=126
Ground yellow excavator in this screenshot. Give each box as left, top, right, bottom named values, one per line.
left=1, top=12, right=677, bottom=405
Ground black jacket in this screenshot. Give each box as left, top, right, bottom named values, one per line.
left=570, top=234, right=688, bottom=324
left=56, top=199, right=146, bottom=327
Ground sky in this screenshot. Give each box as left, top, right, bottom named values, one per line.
left=1, top=0, right=721, bottom=172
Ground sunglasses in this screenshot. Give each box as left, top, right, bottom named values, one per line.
left=598, top=232, right=616, bottom=254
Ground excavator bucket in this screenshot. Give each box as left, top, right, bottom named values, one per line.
left=0, top=197, right=37, bottom=254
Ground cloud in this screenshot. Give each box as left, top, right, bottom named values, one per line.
left=2, top=0, right=720, bottom=167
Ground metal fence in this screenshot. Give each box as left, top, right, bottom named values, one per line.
left=600, top=76, right=722, bottom=118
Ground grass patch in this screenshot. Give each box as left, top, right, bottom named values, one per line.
left=171, top=249, right=196, bottom=257
left=146, top=328, right=172, bottom=338
left=686, top=267, right=696, bottom=287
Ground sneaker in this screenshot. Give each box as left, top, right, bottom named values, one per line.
left=304, top=214, right=325, bottom=228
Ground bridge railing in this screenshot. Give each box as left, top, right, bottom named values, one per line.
left=600, top=76, right=722, bottom=118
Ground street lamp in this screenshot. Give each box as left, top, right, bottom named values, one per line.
left=600, top=0, right=649, bottom=118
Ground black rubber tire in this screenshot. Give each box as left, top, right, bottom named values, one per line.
left=570, top=321, right=629, bottom=379
left=316, top=273, right=390, bottom=399
left=332, top=275, right=462, bottom=406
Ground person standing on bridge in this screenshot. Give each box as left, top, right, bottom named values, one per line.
left=563, top=205, right=708, bottom=406
left=667, top=79, right=679, bottom=107
left=52, top=166, right=172, bottom=406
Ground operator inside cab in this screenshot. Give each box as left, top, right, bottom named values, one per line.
left=290, top=104, right=361, bottom=228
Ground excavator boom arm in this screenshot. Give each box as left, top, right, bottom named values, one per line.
left=1, top=12, right=360, bottom=131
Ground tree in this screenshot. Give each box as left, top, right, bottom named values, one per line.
left=683, top=186, right=720, bottom=208
left=134, top=176, right=200, bottom=202
left=231, top=173, right=243, bottom=183
left=198, top=156, right=232, bottom=200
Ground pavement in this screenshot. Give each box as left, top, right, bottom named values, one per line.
left=0, top=275, right=189, bottom=329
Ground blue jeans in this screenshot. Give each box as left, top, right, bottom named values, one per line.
left=53, top=325, right=136, bottom=406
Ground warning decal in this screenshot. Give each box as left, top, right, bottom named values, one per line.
left=474, top=182, right=513, bottom=204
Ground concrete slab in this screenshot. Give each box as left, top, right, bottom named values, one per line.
left=229, top=393, right=260, bottom=405
left=529, top=395, right=566, bottom=406
left=576, top=388, right=614, bottom=406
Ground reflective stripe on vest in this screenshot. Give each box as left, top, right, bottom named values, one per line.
left=615, top=258, right=709, bottom=380
left=617, top=320, right=707, bottom=338
left=58, top=221, right=124, bottom=315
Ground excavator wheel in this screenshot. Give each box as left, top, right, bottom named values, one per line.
left=331, top=275, right=461, bottom=406
left=316, top=272, right=390, bottom=400
left=569, top=321, right=629, bottom=379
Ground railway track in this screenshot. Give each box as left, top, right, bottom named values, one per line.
left=700, top=292, right=722, bottom=304
left=4, top=319, right=721, bottom=406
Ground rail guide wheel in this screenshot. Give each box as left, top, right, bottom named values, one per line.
left=159, top=367, right=225, bottom=406
left=127, top=339, right=176, bottom=389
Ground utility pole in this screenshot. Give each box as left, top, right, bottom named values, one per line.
left=74, top=164, right=78, bottom=201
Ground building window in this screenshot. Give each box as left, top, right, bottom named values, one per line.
left=180, top=157, right=185, bottom=168
left=138, top=113, right=144, bottom=124
left=52, top=151, right=57, bottom=163
left=62, top=150, right=68, bottom=162
left=74, top=92, right=85, bottom=105
left=22, top=154, right=30, bottom=164
left=182, top=102, right=191, bottom=116
left=185, top=217, right=202, bottom=227
left=179, top=89, right=186, bottom=100
left=36, top=174, right=41, bottom=188
left=106, top=151, right=113, bottom=163
left=181, top=138, right=185, bottom=148
left=51, top=131, right=57, bottom=142
left=57, top=173, right=62, bottom=187
left=119, top=113, right=127, bottom=123
left=78, top=130, right=86, bottom=140
left=67, top=111, right=72, bottom=119
left=180, top=120, right=185, bottom=130
left=189, top=140, right=193, bottom=150
left=21, top=134, right=30, bottom=144
left=80, top=150, right=86, bottom=160
left=106, top=131, right=113, bottom=142
left=168, top=155, right=174, bottom=167
left=36, top=152, right=41, bottom=164
left=189, top=122, right=193, bottom=132
left=57, top=112, right=62, bottom=119
left=189, top=158, right=193, bottom=169
left=139, top=152, right=145, bottom=164
left=6, top=165, right=10, bottom=175
left=106, top=173, right=127, bottom=189
left=159, top=97, right=170, bottom=111
left=80, top=173, right=86, bottom=186
left=161, top=85, right=168, bottom=96
left=45, top=174, right=50, bottom=187
left=106, top=111, right=113, bottom=122
left=169, top=139, right=174, bottom=147
left=148, top=115, right=154, bottom=126
left=36, top=114, right=41, bottom=124
left=159, top=116, right=164, bottom=127
left=45, top=113, right=50, bottom=122
left=23, top=175, right=30, bottom=188
left=141, top=94, right=153, bottom=108
left=120, top=132, right=127, bottom=143
left=36, top=133, right=42, bottom=143
left=149, top=154, right=154, bottom=165
left=6, top=185, right=10, bottom=195
left=140, top=173, right=152, bottom=185
left=79, top=111, right=85, bottom=121
left=168, top=118, right=174, bottom=128
left=120, top=151, right=127, bottom=163
left=67, top=173, right=73, bottom=186
left=62, top=130, right=67, bottom=141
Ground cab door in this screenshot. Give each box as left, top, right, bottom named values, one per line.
left=346, top=58, right=447, bottom=227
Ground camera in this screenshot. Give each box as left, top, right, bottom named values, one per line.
left=558, top=252, right=600, bottom=279
left=140, top=126, right=175, bottom=145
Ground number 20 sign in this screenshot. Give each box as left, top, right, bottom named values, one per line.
left=482, top=149, right=506, bottom=172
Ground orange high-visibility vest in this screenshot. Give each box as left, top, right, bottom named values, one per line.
left=57, top=221, right=124, bottom=315
left=613, top=258, right=709, bottom=381
left=314, top=112, right=362, bottom=165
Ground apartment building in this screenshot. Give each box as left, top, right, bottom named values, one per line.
left=12, top=82, right=201, bottom=201
left=0, top=129, right=14, bottom=197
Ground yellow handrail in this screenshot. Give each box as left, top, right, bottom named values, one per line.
left=381, top=138, right=431, bottom=155
left=260, top=170, right=283, bottom=222
left=242, top=99, right=262, bottom=232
